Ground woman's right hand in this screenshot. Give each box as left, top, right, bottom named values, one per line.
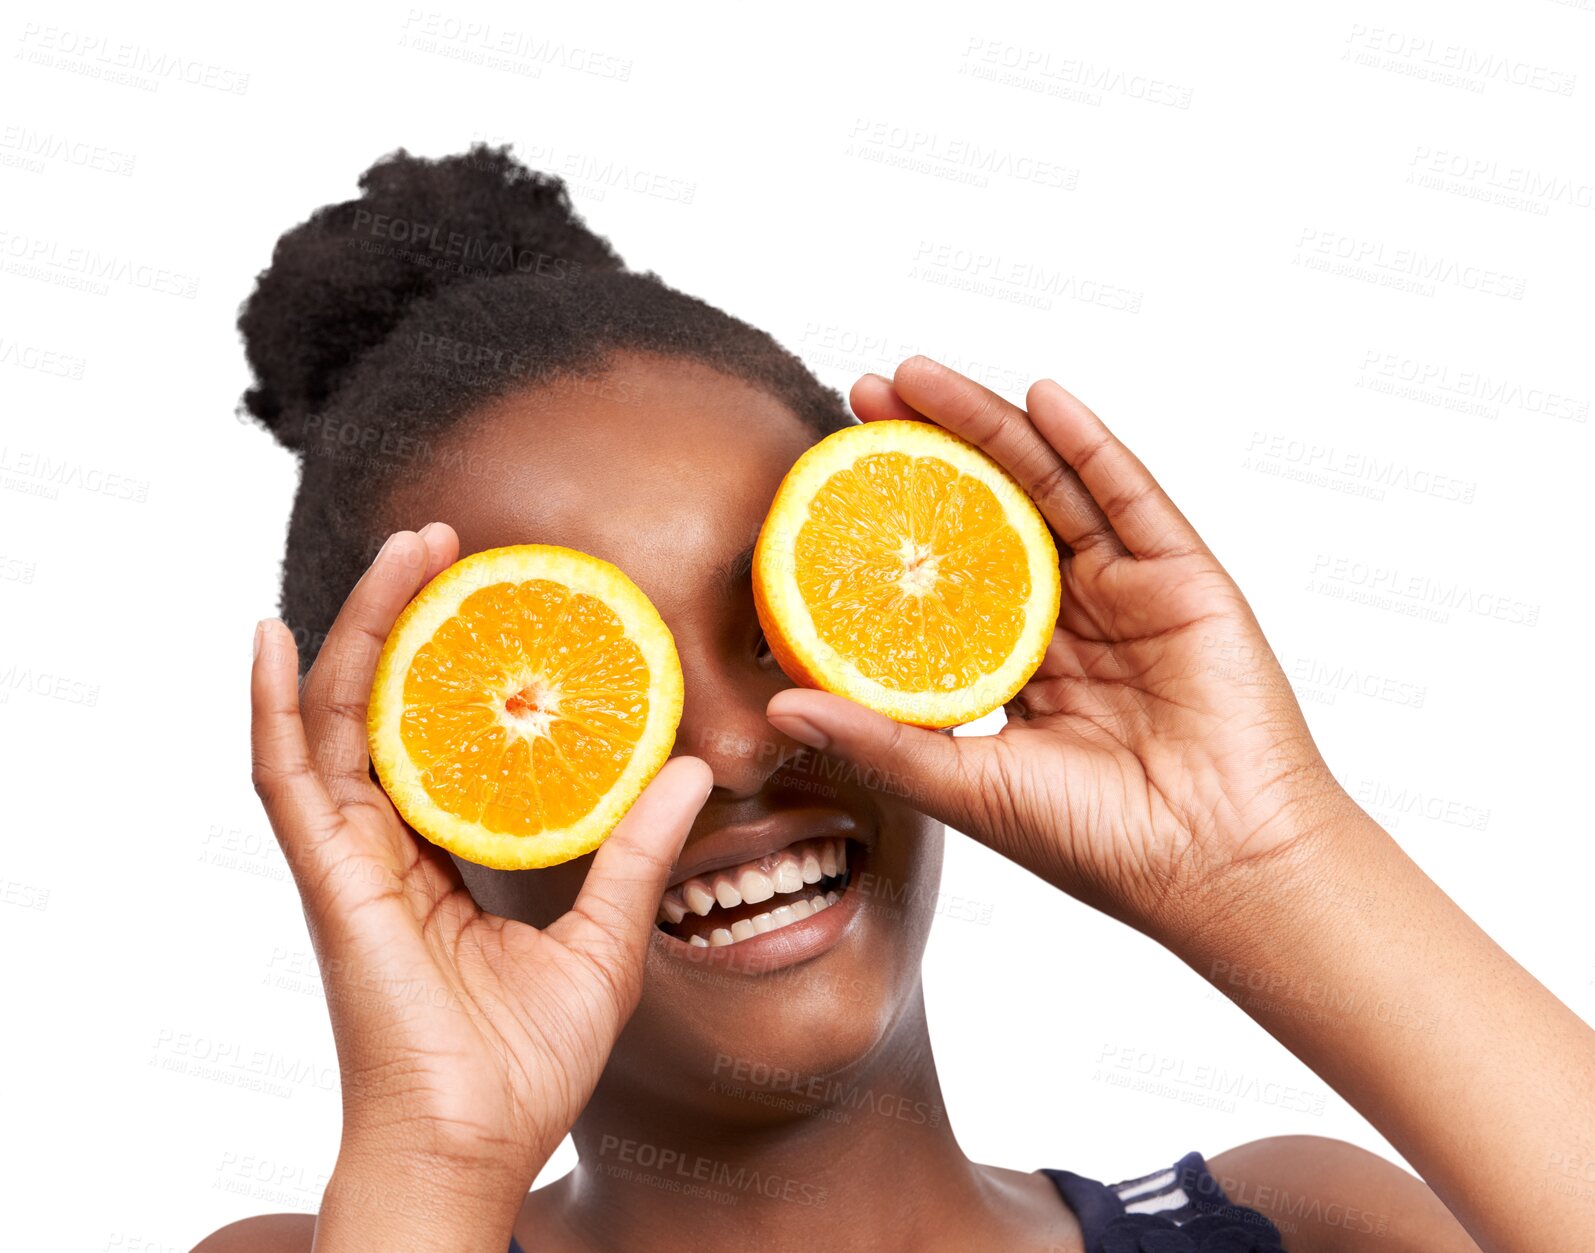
left=249, top=523, right=711, bottom=1248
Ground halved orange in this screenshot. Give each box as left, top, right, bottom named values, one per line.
left=754, top=420, right=1060, bottom=729
left=368, top=545, right=683, bottom=869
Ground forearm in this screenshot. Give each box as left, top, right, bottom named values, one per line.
left=1169, top=804, right=1595, bottom=1253
left=312, top=1139, right=528, bottom=1253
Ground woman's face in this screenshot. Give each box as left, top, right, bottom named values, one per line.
left=392, top=353, right=944, bottom=1107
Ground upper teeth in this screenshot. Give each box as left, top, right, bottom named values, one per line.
left=658, top=837, right=848, bottom=927
left=688, top=890, right=842, bottom=947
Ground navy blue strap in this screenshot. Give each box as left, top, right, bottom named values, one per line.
left=1043, top=1152, right=1285, bottom=1251
left=1043, top=1163, right=1125, bottom=1239
left=507, top=1236, right=525, bottom=1253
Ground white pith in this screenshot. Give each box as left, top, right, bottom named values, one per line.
left=499, top=676, right=561, bottom=739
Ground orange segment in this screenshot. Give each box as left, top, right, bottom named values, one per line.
left=368, top=545, right=682, bottom=869
left=754, top=421, right=1060, bottom=728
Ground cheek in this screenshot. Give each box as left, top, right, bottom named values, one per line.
left=884, top=833, right=944, bottom=997
left=901, top=818, right=946, bottom=904
left=453, top=855, right=589, bottom=928
left=860, top=813, right=945, bottom=952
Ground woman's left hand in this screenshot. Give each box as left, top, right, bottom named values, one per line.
left=766, top=357, right=1353, bottom=943
left=768, top=356, right=1595, bottom=1253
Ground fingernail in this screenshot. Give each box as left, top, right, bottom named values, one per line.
left=377, top=532, right=400, bottom=560
left=418, top=521, right=442, bottom=541
left=769, top=712, right=829, bottom=750
left=253, top=618, right=270, bottom=659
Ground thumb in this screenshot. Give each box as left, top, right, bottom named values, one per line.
left=766, top=688, right=979, bottom=829
left=560, top=756, right=713, bottom=973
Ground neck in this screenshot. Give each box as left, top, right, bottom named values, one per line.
left=553, top=985, right=1004, bottom=1251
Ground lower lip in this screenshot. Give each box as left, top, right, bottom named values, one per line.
left=653, top=845, right=867, bottom=974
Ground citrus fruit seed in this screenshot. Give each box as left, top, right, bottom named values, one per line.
left=368, top=545, right=683, bottom=869
left=754, top=420, right=1060, bottom=729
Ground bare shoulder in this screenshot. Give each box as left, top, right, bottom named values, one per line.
left=1206, top=1136, right=1480, bottom=1253
left=191, top=1213, right=317, bottom=1253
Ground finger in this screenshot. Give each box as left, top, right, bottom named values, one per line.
left=417, top=520, right=459, bottom=582
left=891, top=356, right=1125, bottom=561
left=300, top=525, right=458, bottom=803
left=250, top=618, right=341, bottom=882
left=765, top=688, right=982, bottom=832
left=849, top=373, right=924, bottom=424
left=1025, top=379, right=1206, bottom=560
left=556, top=756, right=714, bottom=968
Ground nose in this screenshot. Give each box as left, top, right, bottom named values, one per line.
left=675, top=653, right=808, bottom=799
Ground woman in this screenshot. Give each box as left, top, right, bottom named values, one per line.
left=200, top=146, right=1591, bottom=1251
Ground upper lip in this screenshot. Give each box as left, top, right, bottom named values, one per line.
left=667, top=808, right=870, bottom=889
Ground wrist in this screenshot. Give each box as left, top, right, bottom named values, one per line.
left=334, top=1074, right=558, bottom=1191
left=313, top=1135, right=534, bottom=1253
left=1151, top=782, right=1385, bottom=966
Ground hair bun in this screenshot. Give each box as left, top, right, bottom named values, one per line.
left=237, top=144, right=623, bottom=451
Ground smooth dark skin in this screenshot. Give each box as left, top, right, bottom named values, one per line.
left=412, top=360, right=1036, bottom=1248
left=206, top=354, right=1481, bottom=1251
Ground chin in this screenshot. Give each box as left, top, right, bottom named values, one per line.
left=604, top=824, right=943, bottom=1121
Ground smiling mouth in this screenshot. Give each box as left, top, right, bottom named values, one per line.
left=656, top=837, right=853, bottom=947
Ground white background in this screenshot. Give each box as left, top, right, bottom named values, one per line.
left=3, top=2, right=1593, bottom=1249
